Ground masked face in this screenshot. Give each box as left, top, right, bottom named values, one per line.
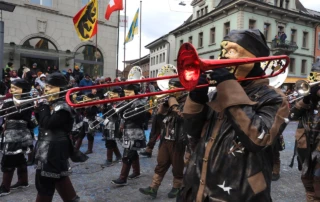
left=219, top=41, right=256, bottom=79
left=124, top=90, right=135, bottom=97
left=44, top=84, right=60, bottom=101
left=168, top=85, right=183, bottom=98
left=308, top=72, right=320, bottom=82
left=108, top=92, right=119, bottom=99
left=10, top=84, right=23, bottom=95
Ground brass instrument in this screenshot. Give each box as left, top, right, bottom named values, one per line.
left=287, top=80, right=320, bottom=104
left=75, top=95, right=99, bottom=104
left=65, top=43, right=290, bottom=108
left=295, top=80, right=320, bottom=97
left=88, top=100, right=129, bottom=130
left=0, top=105, right=35, bottom=118
left=13, top=89, right=73, bottom=107
left=122, top=65, right=181, bottom=119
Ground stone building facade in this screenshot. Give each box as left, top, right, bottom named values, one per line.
left=169, top=0, right=320, bottom=86
left=123, top=54, right=150, bottom=79
left=145, top=34, right=176, bottom=78
left=2, top=0, right=119, bottom=78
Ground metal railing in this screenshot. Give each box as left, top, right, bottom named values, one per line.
left=271, top=39, right=298, bottom=52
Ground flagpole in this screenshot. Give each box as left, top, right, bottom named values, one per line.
left=116, top=10, right=120, bottom=78
left=124, top=0, right=127, bottom=72
left=139, top=0, right=142, bottom=66
left=95, top=0, right=98, bottom=78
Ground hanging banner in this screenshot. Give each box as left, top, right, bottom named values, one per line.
left=119, top=15, right=128, bottom=27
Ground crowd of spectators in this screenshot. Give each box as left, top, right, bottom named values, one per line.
left=0, top=62, right=161, bottom=99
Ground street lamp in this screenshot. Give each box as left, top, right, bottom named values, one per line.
left=0, top=1, right=16, bottom=80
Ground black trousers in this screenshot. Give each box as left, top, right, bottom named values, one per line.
left=1, top=153, right=26, bottom=172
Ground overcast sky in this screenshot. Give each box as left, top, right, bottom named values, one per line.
left=117, top=0, right=320, bottom=71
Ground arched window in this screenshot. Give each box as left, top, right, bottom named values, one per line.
left=21, top=37, right=59, bottom=73
left=22, top=37, right=58, bottom=51
left=74, top=45, right=104, bottom=77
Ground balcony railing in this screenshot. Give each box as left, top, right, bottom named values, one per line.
left=271, top=39, right=298, bottom=54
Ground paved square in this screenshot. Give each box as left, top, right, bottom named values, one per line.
left=0, top=121, right=305, bottom=202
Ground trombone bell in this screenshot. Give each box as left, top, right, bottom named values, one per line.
left=294, top=80, right=320, bottom=97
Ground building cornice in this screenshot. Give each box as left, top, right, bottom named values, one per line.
left=17, top=3, right=118, bottom=29
left=145, top=34, right=169, bottom=49
left=170, top=0, right=320, bottom=35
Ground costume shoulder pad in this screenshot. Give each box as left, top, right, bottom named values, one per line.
left=54, top=101, right=75, bottom=117
left=132, top=99, right=146, bottom=107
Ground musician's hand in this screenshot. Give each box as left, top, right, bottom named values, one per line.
left=208, top=68, right=235, bottom=86
left=189, top=74, right=209, bottom=105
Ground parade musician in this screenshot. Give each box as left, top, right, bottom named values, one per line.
left=177, top=29, right=289, bottom=201
left=111, top=83, right=147, bottom=186
left=0, top=79, right=34, bottom=197
left=139, top=78, right=188, bottom=199
left=289, top=75, right=320, bottom=201
left=34, top=72, right=81, bottom=202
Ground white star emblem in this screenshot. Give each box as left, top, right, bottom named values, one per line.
left=229, top=145, right=245, bottom=156
left=54, top=105, right=61, bottom=111
left=217, top=181, right=232, bottom=195
left=109, top=0, right=115, bottom=7
left=258, top=129, right=265, bottom=139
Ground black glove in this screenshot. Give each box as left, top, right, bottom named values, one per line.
left=189, top=74, right=209, bottom=105
left=208, top=68, right=235, bottom=86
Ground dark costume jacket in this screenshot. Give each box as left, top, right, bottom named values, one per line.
left=103, top=102, right=124, bottom=140
left=83, top=105, right=99, bottom=134
left=289, top=96, right=320, bottom=174
left=121, top=99, right=147, bottom=150
left=34, top=100, right=75, bottom=178
left=178, top=79, right=289, bottom=202
left=0, top=97, right=34, bottom=155
left=159, top=96, right=187, bottom=149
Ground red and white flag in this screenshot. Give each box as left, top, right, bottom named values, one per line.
left=105, top=0, right=123, bottom=20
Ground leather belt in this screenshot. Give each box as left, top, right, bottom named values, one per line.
left=38, top=129, right=68, bottom=141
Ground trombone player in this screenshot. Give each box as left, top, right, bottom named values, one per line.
left=102, top=87, right=124, bottom=167
left=177, top=29, right=289, bottom=201
left=33, top=72, right=80, bottom=202
left=139, top=78, right=188, bottom=199
left=111, top=82, right=147, bottom=186
left=289, top=71, right=320, bottom=201
left=0, top=79, right=34, bottom=197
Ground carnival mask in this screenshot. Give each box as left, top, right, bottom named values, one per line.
left=10, top=84, right=23, bottom=98
left=108, top=91, right=119, bottom=99
left=308, top=72, right=320, bottom=82
left=44, top=84, right=60, bottom=101
left=168, top=85, right=183, bottom=98
left=124, top=90, right=135, bottom=97
left=219, top=41, right=256, bottom=79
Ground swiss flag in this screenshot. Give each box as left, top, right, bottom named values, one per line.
left=105, top=0, right=123, bottom=20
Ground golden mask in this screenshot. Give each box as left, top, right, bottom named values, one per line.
left=108, top=91, right=119, bottom=99
left=10, top=84, right=23, bottom=99
left=219, top=41, right=256, bottom=79
left=168, top=85, right=183, bottom=98
left=308, top=72, right=320, bottom=82
left=44, top=84, right=60, bottom=101
left=124, top=90, right=135, bottom=97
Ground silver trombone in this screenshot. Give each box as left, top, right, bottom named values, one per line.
left=0, top=105, right=34, bottom=118
left=288, top=80, right=320, bottom=104
left=13, top=89, right=71, bottom=107
left=88, top=99, right=137, bottom=130
left=122, top=95, right=168, bottom=120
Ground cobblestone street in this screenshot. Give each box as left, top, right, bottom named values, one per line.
left=0, top=121, right=305, bottom=202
